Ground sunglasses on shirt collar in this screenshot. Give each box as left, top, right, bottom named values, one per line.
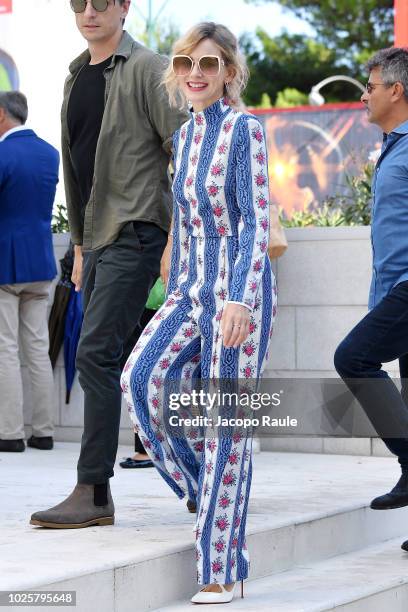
left=70, top=0, right=117, bottom=13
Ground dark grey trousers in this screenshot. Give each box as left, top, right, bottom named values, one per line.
left=76, top=221, right=167, bottom=484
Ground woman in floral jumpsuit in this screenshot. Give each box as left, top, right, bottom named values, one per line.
left=121, top=22, right=277, bottom=605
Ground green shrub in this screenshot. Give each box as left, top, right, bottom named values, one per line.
left=257, top=92, right=273, bottom=108
left=281, top=162, right=373, bottom=227
left=275, top=87, right=308, bottom=108
left=52, top=203, right=70, bottom=234
left=327, top=162, right=373, bottom=226
left=51, top=164, right=373, bottom=233
left=280, top=204, right=345, bottom=227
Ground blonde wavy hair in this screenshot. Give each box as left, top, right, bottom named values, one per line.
left=163, top=22, right=249, bottom=110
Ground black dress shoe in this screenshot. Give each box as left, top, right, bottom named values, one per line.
left=186, top=499, right=197, bottom=513
left=371, top=472, right=408, bottom=510
left=401, top=540, right=408, bottom=551
left=0, top=439, right=25, bottom=452
left=119, top=457, right=153, bottom=469
left=27, top=435, right=53, bottom=450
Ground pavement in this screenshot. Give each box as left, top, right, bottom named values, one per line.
left=1, top=443, right=408, bottom=611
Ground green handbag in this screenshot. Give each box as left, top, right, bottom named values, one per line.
left=146, top=277, right=166, bottom=310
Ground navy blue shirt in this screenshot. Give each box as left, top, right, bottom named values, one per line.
left=369, top=119, right=408, bottom=309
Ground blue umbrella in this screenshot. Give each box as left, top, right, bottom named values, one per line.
left=64, top=287, right=83, bottom=404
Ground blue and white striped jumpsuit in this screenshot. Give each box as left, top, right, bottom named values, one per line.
left=121, top=98, right=277, bottom=585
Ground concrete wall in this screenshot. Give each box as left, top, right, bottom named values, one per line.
left=22, top=229, right=393, bottom=456
left=266, top=226, right=373, bottom=377
left=262, top=226, right=394, bottom=457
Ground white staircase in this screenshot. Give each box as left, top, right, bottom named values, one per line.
left=2, top=445, right=408, bottom=612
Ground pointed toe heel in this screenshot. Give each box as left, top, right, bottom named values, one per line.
left=191, top=582, right=240, bottom=604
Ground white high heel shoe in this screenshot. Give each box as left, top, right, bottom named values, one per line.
left=191, top=581, right=244, bottom=604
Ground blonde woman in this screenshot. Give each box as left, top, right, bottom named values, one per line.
left=121, top=22, right=277, bottom=605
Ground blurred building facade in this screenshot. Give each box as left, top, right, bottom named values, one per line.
left=0, top=0, right=84, bottom=204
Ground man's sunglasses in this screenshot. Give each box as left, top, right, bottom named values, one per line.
left=172, top=55, right=225, bottom=78
left=365, top=81, right=397, bottom=94
left=70, top=0, right=116, bottom=13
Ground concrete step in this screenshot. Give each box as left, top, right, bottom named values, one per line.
left=1, top=445, right=408, bottom=611
left=155, top=538, right=408, bottom=612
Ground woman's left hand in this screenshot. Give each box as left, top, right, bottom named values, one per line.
left=160, top=236, right=173, bottom=286
left=221, top=303, right=251, bottom=348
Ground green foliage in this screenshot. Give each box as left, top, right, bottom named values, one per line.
left=52, top=165, right=373, bottom=234
left=280, top=204, right=346, bottom=227
left=324, top=162, right=373, bottom=226
left=312, top=204, right=346, bottom=227
left=281, top=163, right=373, bottom=227
left=275, top=87, right=308, bottom=107
left=154, top=22, right=181, bottom=56
left=245, top=0, right=393, bottom=76
left=280, top=208, right=314, bottom=227
left=52, top=204, right=70, bottom=234
left=276, top=0, right=393, bottom=57
left=126, top=10, right=180, bottom=54
left=257, top=92, right=273, bottom=108
left=0, top=64, right=12, bottom=91
left=241, top=29, right=352, bottom=106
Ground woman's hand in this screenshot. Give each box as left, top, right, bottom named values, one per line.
left=71, top=245, right=83, bottom=292
left=160, top=236, right=173, bottom=286
left=221, top=303, right=251, bottom=348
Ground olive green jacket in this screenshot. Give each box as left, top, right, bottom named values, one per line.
left=61, top=31, right=189, bottom=251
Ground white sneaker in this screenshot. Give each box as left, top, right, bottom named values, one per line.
left=191, top=581, right=243, bottom=604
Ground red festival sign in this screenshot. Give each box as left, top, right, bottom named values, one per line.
left=0, top=0, right=12, bottom=15
left=395, top=0, right=408, bottom=46
left=253, top=103, right=381, bottom=219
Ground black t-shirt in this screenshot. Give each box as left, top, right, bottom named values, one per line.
left=67, top=56, right=112, bottom=214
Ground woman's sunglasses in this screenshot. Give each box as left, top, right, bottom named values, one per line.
left=70, top=0, right=115, bottom=13
left=172, top=55, right=225, bottom=78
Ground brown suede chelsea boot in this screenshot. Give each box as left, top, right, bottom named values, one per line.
left=30, top=481, right=114, bottom=529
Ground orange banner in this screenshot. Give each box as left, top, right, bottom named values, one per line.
left=0, top=0, right=12, bottom=14
left=395, top=0, right=408, bottom=46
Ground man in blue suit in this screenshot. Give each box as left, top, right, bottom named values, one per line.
left=0, top=91, right=59, bottom=452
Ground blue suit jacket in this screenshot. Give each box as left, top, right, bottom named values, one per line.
left=0, top=129, right=59, bottom=285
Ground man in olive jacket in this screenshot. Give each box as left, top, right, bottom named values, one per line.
left=30, top=0, right=188, bottom=528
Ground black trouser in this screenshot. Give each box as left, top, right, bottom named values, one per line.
left=120, top=308, right=156, bottom=455
left=334, top=281, right=408, bottom=471
left=76, top=221, right=167, bottom=484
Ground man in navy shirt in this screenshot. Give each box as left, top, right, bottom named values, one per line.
left=0, top=91, right=59, bottom=453
left=335, top=48, right=408, bottom=523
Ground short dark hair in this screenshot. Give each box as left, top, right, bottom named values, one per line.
left=117, top=0, right=126, bottom=25
left=366, top=47, right=408, bottom=101
left=0, top=91, right=28, bottom=124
